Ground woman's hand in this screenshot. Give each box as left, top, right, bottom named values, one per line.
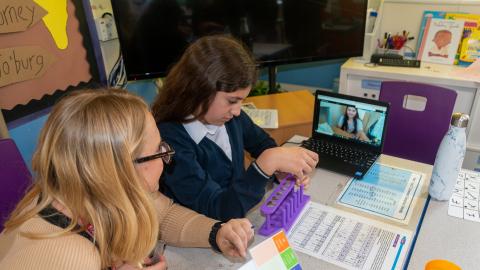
left=216, top=218, right=254, bottom=258
left=116, top=255, right=167, bottom=270
left=143, top=256, right=167, bottom=270
left=256, top=147, right=319, bottom=179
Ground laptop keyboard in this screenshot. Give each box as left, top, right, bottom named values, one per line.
left=301, top=138, right=377, bottom=169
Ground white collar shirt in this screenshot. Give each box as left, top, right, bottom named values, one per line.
left=183, top=120, right=232, bottom=161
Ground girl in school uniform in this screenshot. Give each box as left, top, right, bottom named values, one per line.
left=334, top=105, right=369, bottom=142
left=0, top=89, right=253, bottom=270
left=153, top=35, right=319, bottom=221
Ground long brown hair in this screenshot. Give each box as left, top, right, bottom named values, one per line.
left=341, top=105, right=359, bottom=134
left=5, top=89, right=159, bottom=268
left=152, top=35, right=258, bottom=123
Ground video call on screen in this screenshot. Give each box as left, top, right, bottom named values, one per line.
left=315, top=95, right=387, bottom=146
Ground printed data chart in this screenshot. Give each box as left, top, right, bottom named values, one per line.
left=288, top=202, right=411, bottom=270
left=448, top=169, right=480, bottom=222
left=337, top=163, right=424, bottom=223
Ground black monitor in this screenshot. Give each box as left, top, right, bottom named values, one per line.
left=111, top=0, right=368, bottom=80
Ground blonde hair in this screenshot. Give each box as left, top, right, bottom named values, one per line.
left=5, top=89, right=159, bottom=268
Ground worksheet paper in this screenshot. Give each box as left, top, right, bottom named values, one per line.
left=448, top=169, right=480, bottom=222
left=337, top=163, right=424, bottom=224
left=242, top=108, right=278, bottom=129
left=288, top=202, right=412, bottom=270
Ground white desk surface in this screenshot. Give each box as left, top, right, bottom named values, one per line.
left=164, top=153, right=440, bottom=270
left=408, top=198, right=480, bottom=270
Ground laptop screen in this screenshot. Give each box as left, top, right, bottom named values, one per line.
left=314, top=92, right=388, bottom=147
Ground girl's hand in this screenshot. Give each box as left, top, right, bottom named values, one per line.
left=216, top=218, right=254, bottom=258
left=256, top=147, right=318, bottom=179
left=274, top=172, right=311, bottom=189
left=295, top=175, right=311, bottom=189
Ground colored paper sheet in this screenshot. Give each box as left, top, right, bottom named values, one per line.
left=249, top=230, right=301, bottom=270
left=0, top=0, right=47, bottom=33
left=0, top=46, right=55, bottom=88
left=289, top=202, right=412, bottom=270
left=33, top=0, right=68, bottom=49
left=337, top=163, right=424, bottom=223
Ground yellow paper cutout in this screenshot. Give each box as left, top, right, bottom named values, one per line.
left=33, top=0, right=68, bottom=50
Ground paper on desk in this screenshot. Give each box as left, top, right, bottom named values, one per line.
left=288, top=202, right=412, bottom=270
left=337, top=163, right=425, bottom=224
left=238, top=260, right=257, bottom=270
left=451, top=58, right=480, bottom=82
left=242, top=102, right=257, bottom=110
left=242, top=108, right=278, bottom=129
left=245, top=230, right=301, bottom=270
left=285, top=135, right=308, bottom=144
left=448, top=169, right=480, bottom=222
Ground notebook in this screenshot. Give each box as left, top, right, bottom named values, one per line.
left=301, top=90, right=390, bottom=179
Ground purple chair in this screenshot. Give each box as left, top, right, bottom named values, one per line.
left=379, top=81, right=457, bottom=165
left=0, top=138, right=32, bottom=232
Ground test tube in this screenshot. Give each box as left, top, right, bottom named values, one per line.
left=265, top=214, right=271, bottom=230
left=285, top=201, right=291, bottom=219
left=289, top=197, right=295, bottom=216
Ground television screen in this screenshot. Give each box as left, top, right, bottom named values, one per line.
left=111, top=0, right=368, bottom=80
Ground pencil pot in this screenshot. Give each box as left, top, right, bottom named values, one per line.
left=429, top=113, right=469, bottom=201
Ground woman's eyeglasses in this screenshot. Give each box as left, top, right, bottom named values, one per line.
left=134, top=141, right=175, bottom=164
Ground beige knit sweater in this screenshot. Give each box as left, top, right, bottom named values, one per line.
left=0, top=192, right=217, bottom=270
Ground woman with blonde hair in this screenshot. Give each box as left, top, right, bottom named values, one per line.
left=0, top=89, right=253, bottom=270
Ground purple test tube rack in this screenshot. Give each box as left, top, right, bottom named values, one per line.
left=258, top=174, right=310, bottom=236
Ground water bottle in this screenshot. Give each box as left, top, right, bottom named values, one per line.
left=429, top=113, right=469, bottom=201
left=365, top=9, right=377, bottom=33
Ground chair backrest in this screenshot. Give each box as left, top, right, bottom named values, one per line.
left=0, top=138, right=32, bottom=232
left=379, top=81, right=457, bottom=165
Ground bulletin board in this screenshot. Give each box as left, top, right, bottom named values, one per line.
left=0, top=0, right=100, bottom=123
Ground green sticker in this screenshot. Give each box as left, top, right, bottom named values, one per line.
left=280, top=247, right=298, bottom=269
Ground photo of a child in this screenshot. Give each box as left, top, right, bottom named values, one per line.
left=428, top=30, right=452, bottom=58
left=333, top=105, right=369, bottom=142
left=315, top=102, right=386, bottom=146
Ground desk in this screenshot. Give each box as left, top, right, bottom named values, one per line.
left=164, top=153, right=432, bottom=269
left=408, top=199, right=480, bottom=270
left=244, top=90, right=314, bottom=145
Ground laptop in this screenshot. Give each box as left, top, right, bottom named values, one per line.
left=301, top=90, right=390, bottom=179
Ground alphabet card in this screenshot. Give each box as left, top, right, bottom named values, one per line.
left=448, top=169, right=480, bottom=222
